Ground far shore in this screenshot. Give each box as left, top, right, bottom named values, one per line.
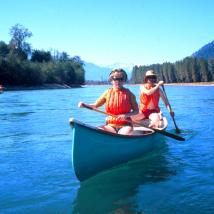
left=165, top=82, right=214, bottom=86
left=129, top=82, right=214, bottom=86
left=2, top=81, right=214, bottom=91
left=3, top=83, right=82, bottom=91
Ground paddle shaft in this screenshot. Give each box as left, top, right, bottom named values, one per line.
left=81, top=103, right=185, bottom=141
left=161, top=85, right=181, bottom=133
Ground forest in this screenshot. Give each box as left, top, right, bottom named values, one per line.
left=130, top=57, right=214, bottom=83
left=0, top=24, right=85, bottom=87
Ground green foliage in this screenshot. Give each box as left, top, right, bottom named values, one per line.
left=208, top=58, right=214, bottom=80
left=31, top=50, right=52, bottom=62
left=9, top=24, right=32, bottom=60
left=0, top=55, right=85, bottom=86
left=0, top=41, right=10, bottom=58
left=0, top=24, right=85, bottom=87
left=131, top=57, right=214, bottom=83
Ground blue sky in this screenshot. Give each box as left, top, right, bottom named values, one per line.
left=1, top=0, right=214, bottom=66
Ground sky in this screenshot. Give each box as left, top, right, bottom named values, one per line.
left=1, top=0, right=214, bottom=66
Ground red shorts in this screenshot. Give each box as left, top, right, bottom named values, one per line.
left=142, top=109, right=159, bottom=119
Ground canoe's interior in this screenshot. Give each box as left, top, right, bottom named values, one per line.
left=132, top=117, right=167, bottom=135
left=69, top=117, right=167, bottom=137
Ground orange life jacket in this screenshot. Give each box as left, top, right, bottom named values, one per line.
left=105, top=88, right=132, bottom=126
left=140, top=84, right=160, bottom=113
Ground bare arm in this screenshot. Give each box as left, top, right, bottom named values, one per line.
left=160, top=89, right=169, bottom=109
left=78, top=102, right=96, bottom=108
left=141, top=81, right=164, bottom=95
left=160, top=89, right=175, bottom=117
left=78, top=90, right=108, bottom=109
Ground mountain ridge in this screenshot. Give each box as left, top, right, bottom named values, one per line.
left=84, top=39, right=214, bottom=81
left=192, top=40, right=214, bottom=59
left=84, top=61, right=133, bottom=81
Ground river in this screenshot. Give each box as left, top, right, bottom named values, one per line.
left=0, top=85, right=214, bottom=214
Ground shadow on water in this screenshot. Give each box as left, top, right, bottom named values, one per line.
left=71, top=143, right=177, bottom=214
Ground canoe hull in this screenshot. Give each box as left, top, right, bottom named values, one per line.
left=70, top=119, right=166, bottom=181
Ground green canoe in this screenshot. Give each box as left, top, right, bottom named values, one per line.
left=69, top=117, right=167, bottom=182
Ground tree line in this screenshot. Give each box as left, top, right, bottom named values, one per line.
left=130, top=57, right=214, bottom=83
left=1, top=24, right=214, bottom=86
left=0, top=24, right=85, bottom=87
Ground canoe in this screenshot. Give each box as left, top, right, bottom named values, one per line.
left=69, top=117, right=167, bottom=182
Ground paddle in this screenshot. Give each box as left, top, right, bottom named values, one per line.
left=81, top=103, right=185, bottom=141
left=161, top=85, right=181, bottom=133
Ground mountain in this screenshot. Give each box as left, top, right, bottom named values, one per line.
left=84, top=62, right=134, bottom=81
left=84, top=62, right=110, bottom=81
left=192, top=40, right=214, bottom=59
left=101, top=62, right=134, bottom=73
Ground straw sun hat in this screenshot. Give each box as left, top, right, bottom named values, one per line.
left=144, top=70, right=157, bottom=82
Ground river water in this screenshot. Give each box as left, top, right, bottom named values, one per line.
left=0, top=85, right=214, bottom=214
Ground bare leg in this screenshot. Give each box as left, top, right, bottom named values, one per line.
left=98, top=125, right=133, bottom=135
left=131, top=113, right=150, bottom=127
left=98, top=125, right=117, bottom=133
left=118, top=126, right=133, bottom=135
left=131, top=113, right=146, bottom=121
left=149, top=113, right=162, bottom=128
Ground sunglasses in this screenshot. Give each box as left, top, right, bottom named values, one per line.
left=147, top=76, right=157, bottom=80
left=111, top=77, right=124, bottom=82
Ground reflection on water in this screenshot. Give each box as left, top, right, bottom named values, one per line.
left=72, top=144, right=176, bottom=214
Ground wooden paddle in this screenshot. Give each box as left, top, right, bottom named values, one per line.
left=161, top=85, right=181, bottom=133
left=81, top=103, right=185, bottom=141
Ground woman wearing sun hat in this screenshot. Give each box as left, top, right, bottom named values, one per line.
left=78, top=68, right=139, bottom=135
left=134, top=70, right=174, bottom=128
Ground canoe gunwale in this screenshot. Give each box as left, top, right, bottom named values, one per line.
left=69, top=118, right=156, bottom=138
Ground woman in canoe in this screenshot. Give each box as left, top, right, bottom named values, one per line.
left=132, top=70, right=174, bottom=128
left=78, top=68, right=139, bottom=135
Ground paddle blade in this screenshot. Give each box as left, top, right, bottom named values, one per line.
left=152, top=128, right=185, bottom=141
